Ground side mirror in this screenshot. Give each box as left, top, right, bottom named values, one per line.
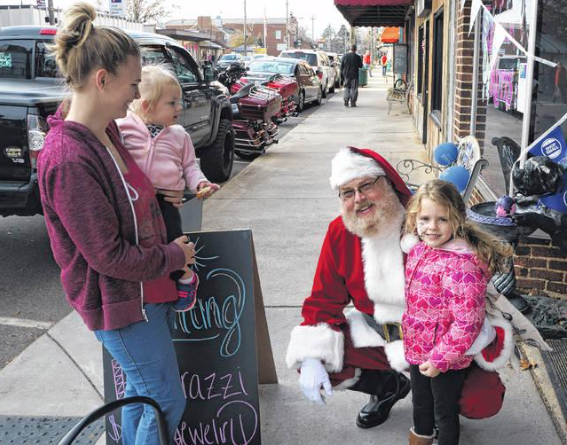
left=204, top=65, right=217, bottom=82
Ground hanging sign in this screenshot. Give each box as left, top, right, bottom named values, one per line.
left=417, top=0, right=432, bottom=18
left=109, top=0, right=126, bottom=17
left=529, top=125, right=567, bottom=167
left=527, top=124, right=567, bottom=212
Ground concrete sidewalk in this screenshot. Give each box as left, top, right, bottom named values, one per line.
left=0, top=74, right=564, bottom=444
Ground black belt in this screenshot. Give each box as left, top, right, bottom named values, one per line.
left=362, top=313, right=403, bottom=343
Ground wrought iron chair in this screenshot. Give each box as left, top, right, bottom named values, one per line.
left=57, top=396, right=168, bottom=445
left=491, top=136, right=522, bottom=193
left=396, top=135, right=489, bottom=205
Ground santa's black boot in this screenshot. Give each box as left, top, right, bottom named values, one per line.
left=350, top=370, right=410, bottom=428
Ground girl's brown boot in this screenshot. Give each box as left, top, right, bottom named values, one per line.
left=409, top=427, right=435, bottom=445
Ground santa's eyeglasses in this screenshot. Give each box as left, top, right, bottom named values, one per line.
left=338, top=176, right=381, bottom=201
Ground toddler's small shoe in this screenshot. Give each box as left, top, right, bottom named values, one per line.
left=173, top=273, right=199, bottom=312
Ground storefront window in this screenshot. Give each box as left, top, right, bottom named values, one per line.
left=477, top=0, right=566, bottom=197
left=531, top=1, right=567, bottom=149
left=478, top=0, right=532, bottom=197
left=432, top=8, right=444, bottom=115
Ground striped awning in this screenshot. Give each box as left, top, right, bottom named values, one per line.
left=334, top=0, right=412, bottom=27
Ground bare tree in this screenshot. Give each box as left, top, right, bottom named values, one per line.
left=127, top=0, right=169, bottom=24
left=229, top=32, right=255, bottom=49
left=322, top=24, right=336, bottom=52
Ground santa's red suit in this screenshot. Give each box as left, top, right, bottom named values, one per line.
left=286, top=148, right=411, bottom=385
left=286, top=147, right=509, bottom=422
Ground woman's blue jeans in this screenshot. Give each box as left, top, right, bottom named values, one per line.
left=94, top=303, right=185, bottom=445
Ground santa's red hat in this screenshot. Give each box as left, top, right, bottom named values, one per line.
left=329, top=147, right=412, bottom=206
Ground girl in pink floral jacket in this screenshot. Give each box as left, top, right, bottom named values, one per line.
left=401, top=180, right=512, bottom=445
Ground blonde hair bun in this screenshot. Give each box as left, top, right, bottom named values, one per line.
left=58, top=2, right=96, bottom=51
left=49, top=1, right=139, bottom=89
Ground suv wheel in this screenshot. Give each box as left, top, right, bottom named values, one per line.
left=297, top=91, right=305, bottom=112
left=329, top=80, right=335, bottom=94
left=200, top=118, right=234, bottom=182
left=315, top=87, right=323, bottom=105
left=322, top=82, right=328, bottom=98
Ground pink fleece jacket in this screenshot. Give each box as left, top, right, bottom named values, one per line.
left=402, top=239, right=488, bottom=372
left=116, top=113, right=207, bottom=192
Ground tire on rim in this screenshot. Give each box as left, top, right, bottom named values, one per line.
left=322, top=82, right=328, bottom=98
left=315, top=87, right=323, bottom=105
left=297, top=90, right=305, bottom=112
left=199, top=118, right=234, bottom=182
left=329, top=78, right=335, bottom=93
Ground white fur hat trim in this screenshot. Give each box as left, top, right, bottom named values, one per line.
left=329, top=147, right=385, bottom=190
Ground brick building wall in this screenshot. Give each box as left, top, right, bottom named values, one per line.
left=223, top=21, right=287, bottom=56
left=453, top=3, right=486, bottom=150
left=514, top=238, right=567, bottom=300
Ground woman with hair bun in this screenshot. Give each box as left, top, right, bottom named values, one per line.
left=38, top=2, right=192, bottom=443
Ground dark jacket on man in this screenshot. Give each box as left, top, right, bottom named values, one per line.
left=341, top=52, right=363, bottom=80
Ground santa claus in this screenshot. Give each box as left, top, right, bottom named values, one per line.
left=286, top=147, right=413, bottom=428
left=286, top=146, right=550, bottom=432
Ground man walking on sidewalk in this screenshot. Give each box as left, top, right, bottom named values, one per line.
left=341, top=45, right=363, bottom=107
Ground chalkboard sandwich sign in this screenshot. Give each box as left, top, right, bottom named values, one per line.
left=102, top=229, right=277, bottom=445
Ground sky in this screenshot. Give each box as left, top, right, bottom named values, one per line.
left=0, top=0, right=350, bottom=39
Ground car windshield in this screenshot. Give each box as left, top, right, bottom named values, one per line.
left=248, top=61, right=295, bottom=75
left=220, top=54, right=238, bottom=61
left=282, top=52, right=318, bottom=67
left=0, top=40, right=33, bottom=79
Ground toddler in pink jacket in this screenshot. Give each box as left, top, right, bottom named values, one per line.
left=401, top=179, right=513, bottom=445
left=117, top=64, right=220, bottom=312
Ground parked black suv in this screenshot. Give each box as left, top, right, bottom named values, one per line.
left=0, top=27, right=235, bottom=217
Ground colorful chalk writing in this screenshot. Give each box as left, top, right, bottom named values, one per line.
left=173, top=268, right=245, bottom=357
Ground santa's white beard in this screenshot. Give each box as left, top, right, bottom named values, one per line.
left=341, top=188, right=405, bottom=238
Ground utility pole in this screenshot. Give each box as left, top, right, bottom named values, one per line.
left=370, top=27, right=374, bottom=64
left=243, top=0, right=247, bottom=56
left=47, top=0, right=55, bottom=25
left=263, top=7, right=267, bottom=52
left=311, top=15, right=315, bottom=48
left=285, top=0, right=289, bottom=49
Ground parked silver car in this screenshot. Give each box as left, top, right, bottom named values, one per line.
left=326, top=52, right=342, bottom=88
left=278, top=49, right=336, bottom=97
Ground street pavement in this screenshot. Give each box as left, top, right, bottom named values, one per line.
left=0, top=73, right=564, bottom=445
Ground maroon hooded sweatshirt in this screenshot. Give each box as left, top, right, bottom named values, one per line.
left=38, top=109, right=186, bottom=331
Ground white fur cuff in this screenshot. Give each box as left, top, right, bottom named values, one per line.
left=384, top=340, right=409, bottom=372
left=373, top=303, right=405, bottom=325
left=474, top=315, right=514, bottom=371
left=346, top=309, right=386, bottom=348
left=400, top=233, right=420, bottom=254
left=286, top=323, right=345, bottom=372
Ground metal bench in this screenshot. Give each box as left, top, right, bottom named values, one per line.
left=396, top=135, right=489, bottom=205
left=386, top=79, right=413, bottom=115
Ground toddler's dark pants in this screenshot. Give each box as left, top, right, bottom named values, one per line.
left=410, top=364, right=468, bottom=445
left=157, top=195, right=185, bottom=281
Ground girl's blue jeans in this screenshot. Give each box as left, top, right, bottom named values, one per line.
left=94, top=303, right=185, bottom=445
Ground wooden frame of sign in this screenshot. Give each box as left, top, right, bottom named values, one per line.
left=102, top=229, right=276, bottom=445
